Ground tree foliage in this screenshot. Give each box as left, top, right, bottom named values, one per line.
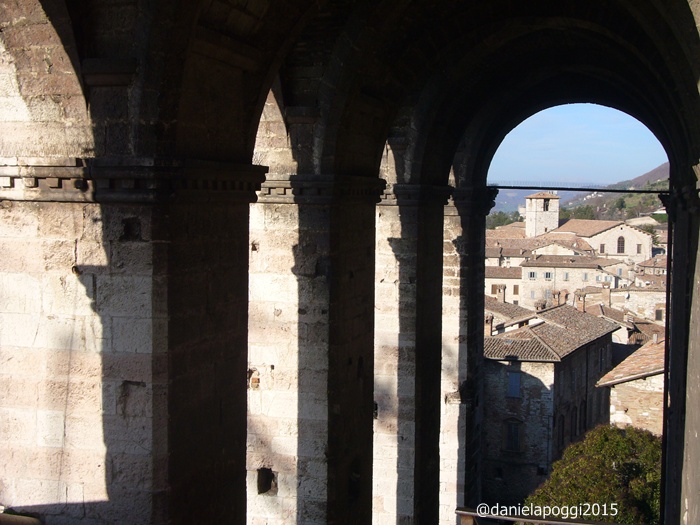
left=637, top=224, right=659, bottom=246
left=570, top=205, right=596, bottom=220
left=526, top=425, right=662, bottom=525
left=486, top=211, right=522, bottom=230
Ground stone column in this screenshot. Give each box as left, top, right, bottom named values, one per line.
left=0, top=158, right=265, bottom=524
left=247, top=174, right=385, bottom=525
left=443, top=186, right=497, bottom=512
left=373, top=184, right=451, bottom=525
left=660, top=177, right=700, bottom=525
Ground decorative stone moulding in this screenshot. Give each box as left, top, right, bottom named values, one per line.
left=257, top=174, right=386, bottom=204
left=451, top=186, right=499, bottom=216
left=379, top=183, right=453, bottom=207
left=0, top=158, right=267, bottom=204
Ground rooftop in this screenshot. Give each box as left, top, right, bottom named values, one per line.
left=554, top=219, right=625, bottom=237
left=484, top=296, right=533, bottom=319
left=526, top=191, right=560, bottom=199
left=485, top=304, right=619, bottom=361
left=597, top=337, right=665, bottom=387
left=485, top=266, right=522, bottom=279
left=521, top=254, right=623, bottom=268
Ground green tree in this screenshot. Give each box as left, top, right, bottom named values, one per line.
left=637, top=224, right=659, bottom=246
left=526, top=425, right=661, bottom=525
left=614, top=197, right=626, bottom=210
left=571, top=205, right=596, bottom=220
left=486, top=210, right=521, bottom=230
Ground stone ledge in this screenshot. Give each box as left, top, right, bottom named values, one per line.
left=257, top=175, right=386, bottom=204
left=379, top=184, right=453, bottom=206
left=0, top=159, right=268, bottom=204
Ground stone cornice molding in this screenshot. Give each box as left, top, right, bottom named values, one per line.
left=378, top=183, right=452, bottom=207
left=0, top=158, right=267, bottom=204
left=257, top=175, right=386, bottom=204
left=449, top=186, right=499, bottom=216
left=659, top=182, right=700, bottom=221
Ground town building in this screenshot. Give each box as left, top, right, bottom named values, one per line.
left=553, top=218, right=654, bottom=264
left=483, top=304, right=618, bottom=506
left=597, top=336, right=665, bottom=436
left=519, top=255, right=631, bottom=310
left=525, top=192, right=560, bottom=237
left=636, top=254, right=668, bottom=287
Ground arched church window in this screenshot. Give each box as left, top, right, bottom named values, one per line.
left=617, top=236, right=625, bottom=254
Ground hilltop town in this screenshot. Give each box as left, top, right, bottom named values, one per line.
left=482, top=192, right=667, bottom=506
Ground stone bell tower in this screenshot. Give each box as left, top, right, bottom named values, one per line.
left=525, top=192, right=560, bottom=238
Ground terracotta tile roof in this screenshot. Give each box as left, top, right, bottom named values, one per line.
left=501, top=247, right=532, bottom=257
left=486, top=235, right=591, bottom=255
left=526, top=192, right=560, bottom=199
left=639, top=255, right=667, bottom=268
left=484, top=331, right=560, bottom=362
left=484, top=296, right=533, bottom=320
left=486, top=227, right=526, bottom=239
left=533, top=233, right=593, bottom=253
left=597, top=338, right=665, bottom=386
left=500, top=221, right=526, bottom=229
left=554, top=219, right=624, bottom=237
left=485, top=304, right=619, bottom=362
left=520, top=255, right=623, bottom=268
left=635, top=321, right=665, bottom=340
left=485, top=266, right=522, bottom=279
left=485, top=247, right=502, bottom=258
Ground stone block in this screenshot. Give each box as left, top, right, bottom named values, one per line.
left=111, top=316, right=154, bottom=354
left=0, top=407, right=36, bottom=444
left=64, top=413, right=105, bottom=450
left=0, top=375, right=40, bottom=407
left=41, top=273, right=96, bottom=316
left=0, top=273, right=41, bottom=313
left=36, top=409, right=65, bottom=447
left=95, top=275, right=152, bottom=317
left=76, top=240, right=110, bottom=268
left=30, top=314, right=87, bottom=352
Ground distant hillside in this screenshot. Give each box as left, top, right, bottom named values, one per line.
left=492, top=188, right=586, bottom=213
left=489, top=162, right=670, bottom=218
left=562, top=162, right=669, bottom=219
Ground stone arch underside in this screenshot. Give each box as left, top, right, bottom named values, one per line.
left=2, top=1, right=700, bottom=524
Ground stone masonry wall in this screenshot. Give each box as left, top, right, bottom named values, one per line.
left=482, top=360, right=554, bottom=506
left=609, top=375, right=664, bottom=435
left=440, top=204, right=467, bottom=524
left=247, top=200, right=329, bottom=525
left=0, top=200, right=162, bottom=524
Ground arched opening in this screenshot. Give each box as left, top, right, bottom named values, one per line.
left=482, top=102, right=671, bottom=513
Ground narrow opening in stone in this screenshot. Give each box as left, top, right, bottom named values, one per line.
left=257, top=467, right=275, bottom=494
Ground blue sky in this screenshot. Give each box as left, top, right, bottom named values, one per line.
left=487, top=104, right=668, bottom=186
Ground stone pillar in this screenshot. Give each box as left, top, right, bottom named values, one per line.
left=373, top=184, right=451, bottom=525
left=660, top=178, right=700, bottom=525
left=444, top=186, right=497, bottom=512
left=0, top=158, right=264, bottom=524
left=248, top=175, right=384, bottom=525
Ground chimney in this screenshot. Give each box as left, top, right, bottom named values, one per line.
left=485, top=314, right=494, bottom=336
left=653, top=333, right=659, bottom=344
left=602, top=283, right=611, bottom=307
left=575, top=291, right=586, bottom=312
left=497, top=284, right=506, bottom=303
left=552, top=290, right=561, bottom=306
left=535, top=299, right=547, bottom=312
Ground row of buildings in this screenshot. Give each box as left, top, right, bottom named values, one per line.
left=482, top=192, right=667, bottom=505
